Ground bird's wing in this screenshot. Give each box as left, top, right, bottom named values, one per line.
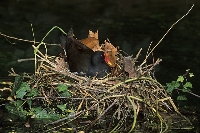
left=66, top=28, right=93, bottom=52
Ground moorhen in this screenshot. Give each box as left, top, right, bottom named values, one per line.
left=60, top=29, right=111, bottom=78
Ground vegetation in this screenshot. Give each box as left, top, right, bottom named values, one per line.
left=0, top=4, right=199, bottom=133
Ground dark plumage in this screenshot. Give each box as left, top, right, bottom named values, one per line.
left=86, top=51, right=111, bottom=78
left=60, top=29, right=111, bottom=78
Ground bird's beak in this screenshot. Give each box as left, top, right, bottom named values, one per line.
left=104, top=53, right=112, bottom=66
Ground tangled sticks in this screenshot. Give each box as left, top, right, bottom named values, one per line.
left=33, top=43, right=191, bottom=132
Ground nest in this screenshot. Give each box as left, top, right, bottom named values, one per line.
left=28, top=44, right=192, bottom=133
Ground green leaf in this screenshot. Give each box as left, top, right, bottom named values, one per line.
left=26, top=88, right=38, bottom=97
left=33, top=107, right=49, bottom=118
left=182, top=82, right=192, bottom=92
left=12, top=75, right=24, bottom=96
left=177, top=95, right=187, bottom=101
left=58, top=84, right=68, bottom=92
left=60, top=91, right=71, bottom=97
left=5, top=103, right=16, bottom=112
left=57, top=104, right=66, bottom=112
left=189, top=73, right=194, bottom=77
left=15, top=100, right=23, bottom=109
left=27, top=99, right=32, bottom=109
left=48, top=110, right=60, bottom=120
left=184, top=82, right=192, bottom=88
left=33, top=107, right=42, bottom=113
left=5, top=102, right=27, bottom=119
left=16, top=82, right=31, bottom=99
left=166, top=81, right=180, bottom=92
left=16, top=91, right=26, bottom=99
left=166, top=85, right=173, bottom=92
left=177, top=76, right=184, bottom=82
left=36, top=110, right=48, bottom=118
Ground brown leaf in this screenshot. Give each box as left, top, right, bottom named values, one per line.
left=79, top=37, right=102, bottom=51
left=124, top=56, right=136, bottom=78
left=88, top=30, right=98, bottom=39
left=53, top=57, right=68, bottom=72
left=103, top=40, right=117, bottom=67
left=79, top=30, right=101, bottom=51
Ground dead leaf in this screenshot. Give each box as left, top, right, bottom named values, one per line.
left=103, top=40, right=117, bottom=67
left=79, top=30, right=101, bottom=51
left=88, top=30, right=98, bottom=39
left=79, top=37, right=101, bottom=51
left=124, top=56, right=136, bottom=78
left=53, top=57, right=68, bottom=72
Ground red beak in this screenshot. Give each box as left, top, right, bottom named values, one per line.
left=104, top=53, right=112, bottom=66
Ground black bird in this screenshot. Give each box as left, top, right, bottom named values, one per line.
left=86, top=51, right=111, bottom=78
left=60, top=29, right=111, bottom=78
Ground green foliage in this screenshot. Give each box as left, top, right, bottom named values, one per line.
left=31, top=107, right=59, bottom=119
left=57, top=104, right=67, bottom=112
left=166, top=71, right=194, bottom=101
left=11, top=74, right=24, bottom=96
left=166, top=81, right=180, bottom=92
left=5, top=102, right=27, bottom=119
left=5, top=75, right=72, bottom=121
left=16, top=82, right=31, bottom=99
left=58, top=83, right=71, bottom=97
left=177, top=76, right=184, bottom=82
left=177, top=95, right=187, bottom=101
left=58, top=84, right=68, bottom=92
left=4, top=26, right=70, bottom=121
left=183, top=82, right=192, bottom=92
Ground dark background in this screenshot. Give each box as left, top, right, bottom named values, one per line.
left=0, top=0, right=199, bottom=105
